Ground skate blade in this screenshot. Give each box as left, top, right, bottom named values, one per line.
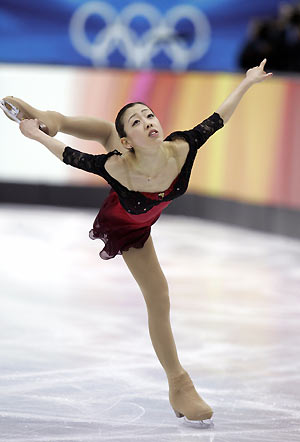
left=183, top=417, right=214, bottom=429
left=0, top=99, right=21, bottom=123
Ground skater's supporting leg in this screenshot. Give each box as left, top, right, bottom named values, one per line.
left=122, top=235, right=213, bottom=421
left=123, top=235, right=184, bottom=378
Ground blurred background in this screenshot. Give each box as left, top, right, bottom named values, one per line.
left=1, top=0, right=300, bottom=237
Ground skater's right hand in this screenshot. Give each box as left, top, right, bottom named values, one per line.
left=19, top=118, right=43, bottom=140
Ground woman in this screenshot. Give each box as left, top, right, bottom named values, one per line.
left=1, top=59, right=272, bottom=424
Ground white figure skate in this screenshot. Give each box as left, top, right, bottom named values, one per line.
left=0, top=99, right=21, bottom=123
left=173, top=408, right=214, bottom=428
left=0, top=98, right=49, bottom=134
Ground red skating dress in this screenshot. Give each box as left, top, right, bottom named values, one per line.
left=88, top=178, right=178, bottom=260
left=62, top=112, right=224, bottom=260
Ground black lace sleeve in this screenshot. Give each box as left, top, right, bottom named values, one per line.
left=62, top=146, right=107, bottom=175
left=164, top=112, right=224, bottom=150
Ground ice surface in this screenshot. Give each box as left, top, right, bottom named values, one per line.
left=0, top=204, right=300, bottom=441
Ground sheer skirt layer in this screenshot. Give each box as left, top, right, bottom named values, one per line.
left=89, top=189, right=171, bottom=260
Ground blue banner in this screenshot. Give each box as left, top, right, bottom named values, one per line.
left=0, top=0, right=296, bottom=71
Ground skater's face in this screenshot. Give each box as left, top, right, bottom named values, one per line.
left=121, top=104, right=164, bottom=150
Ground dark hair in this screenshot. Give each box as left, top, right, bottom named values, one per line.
left=115, top=101, right=154, bottom=139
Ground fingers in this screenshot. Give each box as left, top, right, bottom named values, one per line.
left=260, top=58, right=267, bottom=69
left=19, top=118, right=39, bottom=131
left=260, top=59, right=273, bottom=79
left=19, top=119, right=27, bottom=128
left=20, top=118, right=38, bottom=125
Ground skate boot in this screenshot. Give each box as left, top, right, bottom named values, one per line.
left=168, top=371, right=214, bottom=428
left=0, top=96, right=59, bottom=136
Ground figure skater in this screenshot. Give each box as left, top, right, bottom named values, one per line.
left=1, top=59, right=272, bottom=425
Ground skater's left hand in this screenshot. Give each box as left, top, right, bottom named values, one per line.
left=19, top=118, right=42, bottom=140
left=246, top=59, right=273, bottom=84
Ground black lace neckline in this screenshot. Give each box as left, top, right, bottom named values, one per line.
left=103, top=143, right=192, bottom=195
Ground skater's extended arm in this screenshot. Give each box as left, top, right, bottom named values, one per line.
left=216, top=59, right=272, bottom=124
left=19, top=119, right=108, bottom=177
left=19, top=119, right=67, bottom=161
left=166, top=60, right=272, bottom=151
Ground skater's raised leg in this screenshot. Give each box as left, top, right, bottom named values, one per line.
left=1, top=96, right=60, bottom=136
left=1, top=96, right=122, bottom=151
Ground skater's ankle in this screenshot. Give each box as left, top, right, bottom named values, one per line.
left=167, top=368, right=188, bottom=383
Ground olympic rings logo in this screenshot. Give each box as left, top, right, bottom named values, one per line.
left=69, top=1, right=211, bottom=69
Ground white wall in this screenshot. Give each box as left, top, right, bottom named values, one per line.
left=0, top=65, right=79, bottom=184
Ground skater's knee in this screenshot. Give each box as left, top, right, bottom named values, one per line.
left=122, top=234, right=170, bottom=313
left=143, top=288, right=170, bottom=315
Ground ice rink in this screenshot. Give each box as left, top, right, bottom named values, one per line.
left=0, top=204, right=300, bottom=442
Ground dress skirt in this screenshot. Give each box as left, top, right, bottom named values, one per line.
left=89, top=189, right=172, bottom=260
